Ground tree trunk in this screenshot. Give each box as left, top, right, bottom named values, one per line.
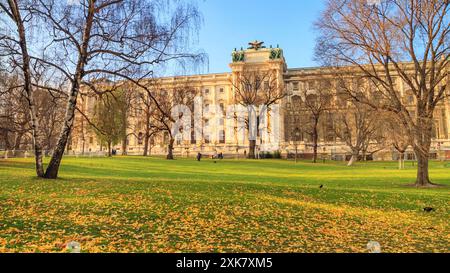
left=295, top=145, right=298, bottom=163
left=43, top=1, right=95, bottom=179
left=66, top=135, right=71, bottom=154
left=312, top=121, right=318, bottom=163
left=166, top=138, right=174, bottom=160
left=43, top=89, right=79, bottom=179
left=107, top=141, right=112, bottom=157
left=415, top=150, right=431, bottom=186
left=13, top=133, right=23, bottom=157
left=3, top=131, right=11, bottom=159
left=414, top=145, right=434, bottom=186
left=413, top=113, right=433, bottom=187
left=8, top=1, right=45, bottom=177
left=121, top=137, right=127, bottom=155
left=347, top=151, right=358, bottom=166
left=248, top=139, right=256, bottom=159
left=143, top=134, right=150, bottom=156
left=399, top=152, right=405, bottom=170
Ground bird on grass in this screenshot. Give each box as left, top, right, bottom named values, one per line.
left=319, top=185, right=324, bottom=189
left=423, top=207, right=435, bottom=212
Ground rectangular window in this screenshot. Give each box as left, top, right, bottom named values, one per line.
left=219, top=130, right=225, bottom=144
left=432, top=120, right=440, bottom=139
left=191, top=130, right=196, bottom=144
left=326, top=115, right=335, bottom=142
left=441, top=109, right=448, bottom=138
left=293, top=82, right=299, bottom=91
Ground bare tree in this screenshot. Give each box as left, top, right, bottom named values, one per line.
left=118, top=86, right=137, bottom=156
left=386, top=114, right=411, bottom=169
left=315, top=0, right=449, bottom=186
left=334, top=100, right=383, bottom=166
left=34, top=89, right=65, bottom=155
left=136, top=89, right=160, bottom=157
left=0, top=0, right=46, bottom=175
left=150, top=81, right=198, bottom=159
left=299, top=80, right=332, bottom=163
left=2, top=0, right=203, bottom=178
left=231, top=69, right=285, bottom=159
left=92, top=90, right=127, bottom=157
left=0, top=72, right=30, bottom=157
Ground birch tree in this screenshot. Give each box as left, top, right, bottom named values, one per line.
left=0, top=0, right=46, bottom=175
left=2, top=0, right=203, bottom=178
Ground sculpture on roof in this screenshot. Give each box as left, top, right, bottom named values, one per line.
left=270, top=47, right=283, bottom=60
left=248, top=40, right=265, bottom=50
left=232, top=49, right=245, bottom=62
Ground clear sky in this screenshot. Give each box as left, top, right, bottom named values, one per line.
left=195, top=0, right=326, bottom=74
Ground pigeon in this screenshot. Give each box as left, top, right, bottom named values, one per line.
left=423, top=207, right=435, bottom=212
left=319, top=185, right=324, bottom=189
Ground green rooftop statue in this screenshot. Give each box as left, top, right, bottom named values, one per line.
left=270, top=48, right=283, bottom=60
left=232, top=50, right=245, bottom=62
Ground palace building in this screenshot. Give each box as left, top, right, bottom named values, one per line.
left=69, top=41, right=450, bottom=161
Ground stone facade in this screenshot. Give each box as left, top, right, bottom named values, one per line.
left=68, top=41, right=450, bottom=160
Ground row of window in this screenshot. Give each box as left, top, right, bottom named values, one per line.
left=287, top=118, right=447, bottom=141
left=289, top=80, right=435, bottom=107
left=204, top=103, right=226, bottom=113
left=204, top=87, right=226, bottom=95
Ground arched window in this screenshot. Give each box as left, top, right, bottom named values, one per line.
left=291, top=95, right=302, bottom=106
left=306, top=93, right=318, bottom=106
left=218, top=101, right=225, bottom=113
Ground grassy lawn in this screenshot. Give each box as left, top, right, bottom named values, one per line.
left=0, top=156, right=449, bottom=253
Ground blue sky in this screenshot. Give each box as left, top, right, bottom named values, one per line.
left=195, top=0, right=326, bottom=74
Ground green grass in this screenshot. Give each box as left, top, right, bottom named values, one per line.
left=0, top=157, right=449, bottom=253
